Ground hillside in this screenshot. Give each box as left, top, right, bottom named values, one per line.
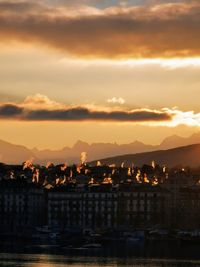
left=0, top=140, right=36, bottom=164
left=90, top=144, right=200, bottom=168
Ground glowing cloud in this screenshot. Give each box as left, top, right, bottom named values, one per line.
left=166, top=109, right=200, bottom=127
left=23, top=94, right=65, bottom=110
left=107, top=97, right=125, bottom=105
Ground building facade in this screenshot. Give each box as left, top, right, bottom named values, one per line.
left=47, top=183, right=169, bottom=229
left=0, top=179, right=45, bottom=233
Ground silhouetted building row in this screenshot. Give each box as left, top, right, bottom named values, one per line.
left=0, top=177, right=200, bottom=232
left=47, top=183, right=169, bottom=229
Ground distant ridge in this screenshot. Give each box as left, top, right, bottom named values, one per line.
left=0, top=132, right=200, bottom=164
left=31, top=131, right=200, bottom=164
left=90, top=144, right=200, bottom=168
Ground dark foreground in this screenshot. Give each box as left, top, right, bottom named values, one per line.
left=0, top=240, right=200, bottom=267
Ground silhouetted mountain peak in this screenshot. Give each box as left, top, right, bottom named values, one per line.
left=73, top=140, right=90, bottom=150
left=160, top=132, right=200, bottom=149
left=131, top=140, right=147, bottom=146
left=160, top=134, right=185, bottom=148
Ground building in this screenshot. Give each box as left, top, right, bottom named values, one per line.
left=169, top=186, right=200, bottom=229
left=47, top=183, right=83, bottom=228
left=47, top=183, right=170, bottom=230
left=117, top=183, right=170, bottom=228
left=0, top=179, right=45, bottom=233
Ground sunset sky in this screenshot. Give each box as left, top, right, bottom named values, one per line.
left=0, top=0, right=200, bottom=149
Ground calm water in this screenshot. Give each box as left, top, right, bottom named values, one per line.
left=0, top=241, right=200, bottom=267
left=0, top=253, right=200, bottom=267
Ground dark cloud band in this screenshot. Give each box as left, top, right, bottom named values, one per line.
left=0, top=104, right=171, bottom=122
left=0, top=104, right=24, bottom=118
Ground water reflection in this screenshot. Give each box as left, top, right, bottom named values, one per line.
left=0, top=254, right=199, bottom=267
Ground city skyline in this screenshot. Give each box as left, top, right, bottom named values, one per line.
left=0, top=0, right=200, bottom=149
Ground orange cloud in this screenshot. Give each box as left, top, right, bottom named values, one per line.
left=23, top=94, right=65, bottom=110
left=0, top=1, right=199, bottom=58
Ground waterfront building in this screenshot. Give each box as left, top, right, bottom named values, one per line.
left=47, top=183, right=169, bottom=229
left=0, top=179, right=45, bottom=233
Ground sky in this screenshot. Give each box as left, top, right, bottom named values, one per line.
left=0, top=0, right=200, bottom=149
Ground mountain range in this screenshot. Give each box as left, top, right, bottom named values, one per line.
left=1, top=132, right=200, bottom=165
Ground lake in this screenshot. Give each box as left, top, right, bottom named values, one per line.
left=0, top=240, right=200, bottom=267
left=0, top=253, right=200, bottom=267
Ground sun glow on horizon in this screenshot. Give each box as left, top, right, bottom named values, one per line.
left=58, top=57, right=200, bottom=69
